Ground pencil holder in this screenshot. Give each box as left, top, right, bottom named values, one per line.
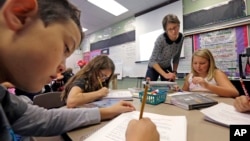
left=139, top=88, right=168, bottom=105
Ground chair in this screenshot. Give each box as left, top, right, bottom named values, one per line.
left=33, top=92, right=65, bottom=109
left=32, top=92, right=69, bottom=141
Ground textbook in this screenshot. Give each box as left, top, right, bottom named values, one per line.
left=169, top=93, right=218, bottom=110
left=84, top=111, right=187, bottom=141
left=200, top=103, right=250, bottom=127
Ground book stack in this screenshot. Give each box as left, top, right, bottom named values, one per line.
left=168, top=92, right=218, bottom=110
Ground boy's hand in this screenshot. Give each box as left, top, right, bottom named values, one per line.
left=126, top=118, right=159, bottom=141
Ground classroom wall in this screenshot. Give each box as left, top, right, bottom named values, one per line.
left=76, top=0, right=250, bottom=77
left=183, top=0, right=237, bottom=15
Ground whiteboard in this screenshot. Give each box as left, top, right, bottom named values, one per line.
left=135, top=0, right=183, bottom=62
left=108, top=42, right=148, bottom=78
left=108, top=36, right=192, bottom=78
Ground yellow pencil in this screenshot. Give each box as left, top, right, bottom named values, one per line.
left=139, top=81, right=149, bottom=119
left=98, top=77, right=103, bottom=87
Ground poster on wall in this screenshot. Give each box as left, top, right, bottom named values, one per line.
left=83, top=52, right=90, bottom=64
left=193, top=25, right=249, bottom=77
left=90, top=49, right=101, bottom=60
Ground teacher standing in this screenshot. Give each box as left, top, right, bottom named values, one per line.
left=145, top=14, right=184, bottom=81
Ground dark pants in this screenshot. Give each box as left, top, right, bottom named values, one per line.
left=145, top=66, right=172, bottom=81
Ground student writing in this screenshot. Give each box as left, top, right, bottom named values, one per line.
left=234, top=95, right=250, bottom=112
left=182, top=49, right=239, bottom=97
left=0, top=0, right=159, bottom=140
left=61, top=55, right=115, bottom=108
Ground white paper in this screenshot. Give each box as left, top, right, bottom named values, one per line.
left=200, top=103, right=250, bottom=126
left=103, top=90, right=133, bottom=99
left=84, top=111, right=187, bottom=141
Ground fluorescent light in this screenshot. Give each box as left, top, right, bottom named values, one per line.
left=88, top=0, right=128, bottom=16
left=82, top=27, right=88, bottom=32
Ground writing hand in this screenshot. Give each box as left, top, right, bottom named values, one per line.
left=164, top=72, right=176, bottom=81
left=98, top=87, right=109, bottom=97
left=234, top=95, right=250, bottom=112
left=126, top=118, right=159, bottom=141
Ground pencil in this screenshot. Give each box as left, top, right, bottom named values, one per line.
left=98, top=77, right=103, bottom=87
left=139, top=81, right=149, bottom=119
left=239, top=77, right=250, bottom=98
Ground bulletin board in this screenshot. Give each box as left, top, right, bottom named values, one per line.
left=193, top=25, right=249, bottom=76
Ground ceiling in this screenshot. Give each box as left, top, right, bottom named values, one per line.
left=70, top=0, right=171, bottom=35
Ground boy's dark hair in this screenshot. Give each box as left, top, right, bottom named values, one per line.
left=0, top=0, right=84, bottom=44
left=0, top=0, right=5, bottom=7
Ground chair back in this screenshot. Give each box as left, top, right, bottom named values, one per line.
left=33, top=92, right=65, bottom=109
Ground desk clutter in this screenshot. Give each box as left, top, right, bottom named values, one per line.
left=139, top=88, right=167, bottom=105
left=168, top=92, right=218, bottom=110
left=138, top=81, right=177, bottom=105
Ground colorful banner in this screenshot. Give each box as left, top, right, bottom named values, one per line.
left=193, top=26, right=249, bottom=76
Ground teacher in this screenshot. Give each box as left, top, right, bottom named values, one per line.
left=145, top=14, right=184, bottom=81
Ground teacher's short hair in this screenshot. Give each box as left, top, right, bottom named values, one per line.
left=162, top=14, right=180, bottom=31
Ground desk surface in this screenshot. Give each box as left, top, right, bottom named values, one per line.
left=67, top=94, right=234, bottom=141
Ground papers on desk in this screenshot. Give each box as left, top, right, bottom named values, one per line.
left=103, top=90, right=133, bottom=100
left=200, top=103, right=250, bottom=127
left=84, top=111, right=187, bottom=141
left=83, top=99, right=121, bottom=108
left=142, top=81, right=177, bottom=85
left=82, top=90, right=133, bottom=108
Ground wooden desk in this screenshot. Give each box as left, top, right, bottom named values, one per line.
left=111, top=73, right=119, bottom=89
left=67, top=95, right=234, bottom=141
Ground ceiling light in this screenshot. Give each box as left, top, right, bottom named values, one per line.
left=88, top=0, right=128, bottom=16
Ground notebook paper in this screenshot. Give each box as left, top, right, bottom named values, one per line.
left=84, top=111, right=187, bottom=141
left=201, top=103, right=250, bottom=126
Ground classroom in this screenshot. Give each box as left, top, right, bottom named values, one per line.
left=1, top=0, right=250, bottom=141
left=61, top=1, right=250, bottom=139
left=66, top=0, right=250, bottom=91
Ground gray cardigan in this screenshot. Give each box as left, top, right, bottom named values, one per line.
left=148, top=33, right=184, bottom=69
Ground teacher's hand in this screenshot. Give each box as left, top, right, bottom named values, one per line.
left=164, top=72, right=176, bottom=81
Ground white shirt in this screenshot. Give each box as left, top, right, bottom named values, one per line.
left=188, top=73, right=217, bottom=92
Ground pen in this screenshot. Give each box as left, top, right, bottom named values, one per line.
left=139, top=81, right=149, bottom=119
left=98, top=77, right=103, bottom=87
left=239, top=77, right=250, bottom=99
